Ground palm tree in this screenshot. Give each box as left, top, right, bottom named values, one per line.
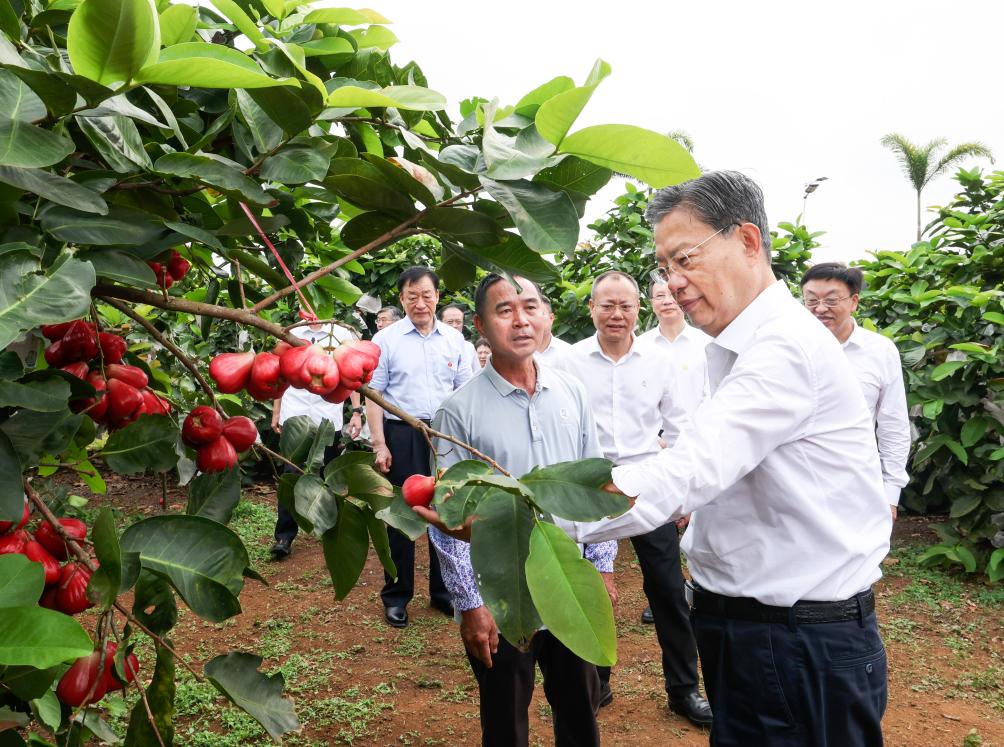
left=880, top=134, right=994, bottom=241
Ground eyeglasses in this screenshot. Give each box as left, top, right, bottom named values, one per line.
left=803, top=296, right=850, bottom=309
left=649, top=223, right=739, bottom=282
left=594, top=302, right=638, bottom=315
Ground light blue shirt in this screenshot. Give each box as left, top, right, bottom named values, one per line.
left=369, top=317, right=473, bottom=420
left=428, top=360, right=616, bottom=612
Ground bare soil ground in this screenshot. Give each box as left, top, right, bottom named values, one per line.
left=80, top=473, right=1004, bottom=746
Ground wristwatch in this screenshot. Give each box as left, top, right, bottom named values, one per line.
left=352, top=406, right=364, bottom=414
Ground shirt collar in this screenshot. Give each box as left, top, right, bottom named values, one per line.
left=585, top=331, right=641, bottom=362
left=482, top=359, right=550, bottom=397
left=713, top=280, right=795, bottom=355
left=841, top=319, right=863, bottom=349
left=401, top=316, right=444, bottom=338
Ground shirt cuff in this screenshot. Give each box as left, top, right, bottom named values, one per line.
left=884, top=483, right=901, bottom=507
left=610, top=464, right=645, bottom=499
left=454, top=587, right=484, bottom=613
left=584, top=540, right=617, bottom=573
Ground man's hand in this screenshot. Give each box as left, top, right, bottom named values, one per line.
left=600, top=481, right=635, bottom=509
left=412, top=505, right=474, bottom=542
left=600, top=572, right=618, bottom=606
left=460, top=606, right=499, bottom=668
left=271, top=416, right=281, bottom=434
left=675, top=513, right=691, bottom=531
left=347, top=413, right=363, bottom=440
left=890, top=505, right=898, bottom=521
left=373, top=443, right=392, bottom=473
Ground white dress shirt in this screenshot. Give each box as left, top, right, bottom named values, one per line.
left=552, top=333, right=687, bottom=462
left=843, top=321, right=911, bottom=506
left=639, top=323, right=711, bottom=415
left=370, top=317, right=473, bottom=421
left=534, top=334, right=571, bottom=363
left=461, top=339, right=478, bottom=379
left=278, top=324, right=353, bottom=429
left=558, top=282, right=891, bottom=607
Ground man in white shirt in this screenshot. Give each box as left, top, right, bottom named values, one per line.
left=375, top=305, right=402, bottom=331
left=439, top=304, right=478, bottom=378
left=801, top=262, right=911, bottom=519
left=425, top=172, right=892, bottom=745
left=270, top=321, right=363, bottom=560
left=553, top=271, right=711, bottom=726
left=535, top=297, right=571, bottom=362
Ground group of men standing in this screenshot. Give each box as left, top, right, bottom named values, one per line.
left=273, top=170, right=912, bottom=746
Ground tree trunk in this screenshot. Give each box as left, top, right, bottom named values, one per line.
left=916, top=189, right=922, bottom=242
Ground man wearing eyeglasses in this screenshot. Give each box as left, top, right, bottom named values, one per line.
left=422, top=172, right=893, bottom=745
left=552, top=271, right=711, bottom=726
left=801, top=262, right=910, bottom=521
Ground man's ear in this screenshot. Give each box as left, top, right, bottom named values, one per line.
left=473, top=314, right=485, bottom=337
left=737, top=222, right=764, bottom=262
left=849, top=294, right=860, bottom=313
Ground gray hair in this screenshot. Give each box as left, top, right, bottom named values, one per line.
left=590, top=270, right=640, bottom=299
left=377, top=306, right=402, bottom=320
left=645, top=171, right=772, bottom=260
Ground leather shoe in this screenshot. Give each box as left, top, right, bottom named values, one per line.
left=431, top=600, right=455, bottom=618
left=640, top=606, right=655, bottom=624
left=669, top=691, right=713, bottom=727
left=597, top=680, right=613, bottom=708
left=269, top=538, right=292, bottom=561
left=384, top=606, right=408, bottom=628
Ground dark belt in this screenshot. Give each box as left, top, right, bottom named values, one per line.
left=384, top=418, right=431, bottom=427
left=691, top=585, right=875, bottom=624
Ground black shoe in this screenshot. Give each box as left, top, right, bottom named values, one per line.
left=431, top=600, right=454, bottom=618
left=384, top=606, right=408, bottom=628
left=270, top=538, right=292, bottom=561
left=669, top=691, right=713, bottom=727
left=597, top=681, right=613, bottom=709
left=641, top=606, right=655, bottom=624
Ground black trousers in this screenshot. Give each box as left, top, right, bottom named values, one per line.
left=274, top=437, right=342, bottom=543
left=693, top=599, right=887, bottom=746
left=380, top=419, right=450, bottom=609
left=598, top=523, right=699, bottom=696
left=467, top=630, right=601, bottom=747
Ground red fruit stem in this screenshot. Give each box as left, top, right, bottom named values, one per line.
left=237, top=202, right=317, bottom=320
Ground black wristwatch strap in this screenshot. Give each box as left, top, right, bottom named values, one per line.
left=352, top=406, right=364, bottom=414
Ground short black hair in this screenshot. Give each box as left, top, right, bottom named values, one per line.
left=377, top=306, right=402, bottom=319
left=439, top=303, right=465, bottom=320
left=474, top=337, right=491, bottom=350
left=474, top=274, right=542, bottom=318
left=800, top=262, right=863, bottom=295
left=397, top=266, right=439, bottom=293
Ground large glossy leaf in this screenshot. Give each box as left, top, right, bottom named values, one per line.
left=534, top=60, right=610, bottom=146
left=236, top=88, right=284, bottom=153
left=514, top=75, right=575, bottom=118
left=559, top=125, right=701, bottom=188
left=525, top=522, right=616, bottom=666
left=0, top=118, right=73, bottom=168
left=155, top=152, right=272, bottom=205
left=339, top=211, right=401, bottom=249
left=67, top=0, right=159, bottom=85
left=534, top=155, right=612, bottom=197
left=0, top=69, right=46, bottom=122
left=0, top=607, right=93, bottom=668
left=483, top=123, right=559, bottom=181
left=77, top=248, right=158, bottom=289
left=365, top=509, right=395, bottom=579
left=0, top=252, right=95, bottom=349
left=124, top=642, right=175, bottom=747
left=187, top=468, right=241, bottom=524
left=321, top=499, right=369, bottom=599
left=303, top=7, right=390, bottom=24
left=299, top=37, right=355, bottom=57
left=209, top=0, right=266, bottom=49
left=0, top=408, right=83, bottom=466
left=137, top=44, right=296, bottom=89
left=479, top=177, right=579, bottom=254
left=260, top=146, right=329, bottom=184
left=349, top=25, right=398, bottom=50
left=76, top=113, right=152, bottom=171
left=519, top=458, right=628, bottom=521
left=205, top=653, right=299, bottom=741
left=293, top=473, right=338, bottom=536
left=445, top=234, right=558, bottom=284
left=0, top=378, right=70, bottom=412
left=325, top=174, right=417, bottom=217
left=1, top=66, right=78, bottom=118
left=87, top=507, right=126, bottom=609
left=278, top=414, right=315, bottom=464
left=374, top=493, right=426, bottom=541
left=0, top=432, right=21, bottom=524
left=247, top=86, right=315, bottom=136
left=159, top=3, right=198, bottom=46
left=120, top=514, right=250, bottom=622
left=101, top=415, right=180, bottom=475
left=130, top=570, right=176, bottom=635
left=471, top=490, right=540, bottom=648
left=0, top=165, right=108, bottom=214
left=40, top=203, right=164, bottom=245
left=325, top=84, right=446, bottom=111
left=420, top=207, right=505, bottom=248
left=0, top=554, right=43, bottom=608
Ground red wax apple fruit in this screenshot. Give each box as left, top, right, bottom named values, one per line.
left=182, top=406, right=224, bottom=447
left=402, top=474, right=436, bottom=508
left=101, top=642, right=139, bottom=692
left=167, top=250, right=191, bottom=281
left=209, top=352, right=256, bottom=394
left=98, top=332, right=127, bottom=363
left=105, top=364, right=149, bottom=389
left=0, top=500, right=29, bottom=534
left=221, top=417, right=257, bottom=452
left=105, top=379, right=143, bottom=422
left=55, top=562, right=95, bottom=615
left=245, top=352, right=288, bottom=401
left=23, top=539, right=61, bottom=584
left=56, top=651, right=107, bottom=707
left=35, top=517, right=87, bottom=560
left=196, top=436, right=239, bottom=473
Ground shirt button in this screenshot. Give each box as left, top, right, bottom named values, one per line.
left=865, top=664, right=873, bottom=674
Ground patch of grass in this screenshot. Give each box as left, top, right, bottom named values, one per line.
left=296, top=686, right=394, bottom=745
left=393, top=627, right=426, bottom=657
left=230, top=499, right=277, bottom=568
left=256, top=617, right=294, bottom=659
left=174, top=676, right=272, bottom=747
left=335, top=643, right=366, bottom=660
left=880, top=616, right=919, bottom=645
left=438, top=683, right=475, bottom=705
left=884, top=545, right=1004, bottom=609
left=953, top=664, right=1004, bottom=710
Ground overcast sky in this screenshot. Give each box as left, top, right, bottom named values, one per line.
left=376, top=0, right=1004, bottom=264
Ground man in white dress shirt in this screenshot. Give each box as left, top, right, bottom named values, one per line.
left=535, top=297, right=572, bottom=362
left=801, top=262, right=911, bottom=520
left=440, top=304, right=478, bottom=378
left=426, top=172, right=892, bottom=745
left=553, top=271, right=712, bottom=726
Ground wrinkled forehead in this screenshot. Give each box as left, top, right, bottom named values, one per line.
left=488, top=276, right=541, bottom=308
left=654, top=208, right=715, bottom=260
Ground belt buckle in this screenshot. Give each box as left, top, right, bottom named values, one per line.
left=684, top=581, right=694, bottom=607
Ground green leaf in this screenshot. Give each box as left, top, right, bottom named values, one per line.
left=0, top=607, right=93, bottom=668
left=77, top=248, right=158, bottom=289
left=155, top=152, right=271, bottom=205
left=0, top=165, right=108, bottom=215
left=479, top=177, right=579, bottom=254
left=364, top=509, right=395, bottom=579
left=325, top=174, right=417, bottom=217
left=519, top=458, right=628, bottom=521
left=0, top=69, right=46, bottom=122
left=960, top=417, right=989, bottom=448
left=0, top=118, right=74, bottom=168
left=130, top=570, right=176, bottom=635
left=470, top=490, right=540, bottom=649
left=0, top=378, right=70, bottom=412
left=987, top=548, right=1004, bottom=583
left=983, top=311, right=1004, bottom=326
left=209, top=0, right=266, bottom=50
left=67, top=0, right=159, bottom=85
left=260, top=146, right=329, bottom=184
left=447, top=234, right=559, bottom=284
left=558, top=124, right=701, bottom=188
left=293, top=473, right=338, bottom=536
left=514, top=75, right=575, bottom=118
left=3, top=664, right=61, bottom=700
left=163, top=220, right=226, bottom=252
left=0, top=408, right=83, bottom=467
left=120, top=514, right=250, bottom=622
left=534, top=156, right=612, bottom=197
left=420, top=207, right=505, bottom=248
left=534, top=60, right=610, bottom=146
left=137, top=43, right=296, bottom=89
left=303, top=7, right=385, bottom=24
left=299, top=37, right=355, bottom=57
left=931, top=360, right=967, bottom=381
left=953, top=544, right=977, bottom=573
left=525, top=522, right=616, bottom=666
left=944, top=439, right=968, bottom=465
left=87, top=507, right=123, bottom=609
left=124, top=642, right=175, bottom=746
left=0, top=554, right=44, bottom=608
left=205, top=653, right=299, bottom=741
left=0, top=0, right=19, bottom=40
left=246, top=86, right=316, bottom=136
left=322, top=500, right=369, bottom=600
left=325, top=84, right=446, bottom=111
left=278, top=414, right=315, bottom=464
left=76, top=113, right=152, bottom=171
left=158, top=3, right=197, bottom=46
left=101, top=415, right=180, bottom=475
left=375, top=493, right=426, bottom=541
left=0, top=252, right=95, bottom=349
left=949, top=494, right=981, bottom=518
left=187, top=468, right=242, bottom=525
left=40, top=203, right=164, bottom=245
left=235, top=88, right=283, bottom=153
left=349, top=25, right=398, bottom=50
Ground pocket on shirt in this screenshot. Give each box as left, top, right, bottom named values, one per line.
left=437, top=351, right=462, bottom=384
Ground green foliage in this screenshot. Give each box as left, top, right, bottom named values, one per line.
left=856, top=168, right=1004, bottom=578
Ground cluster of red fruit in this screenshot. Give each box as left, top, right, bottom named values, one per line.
left=182, top=406, right=257, bottom=473
left=147, top=249, right=191, bottom=289
left=42, top=321, right=171, bottom=429
left=402, top=474, right=436, bottom=508
left=57, top=640, right=139, bottom=707
left=208, top=338, right=380, bottom=404
left=0, top=501, right=96, bottom=617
